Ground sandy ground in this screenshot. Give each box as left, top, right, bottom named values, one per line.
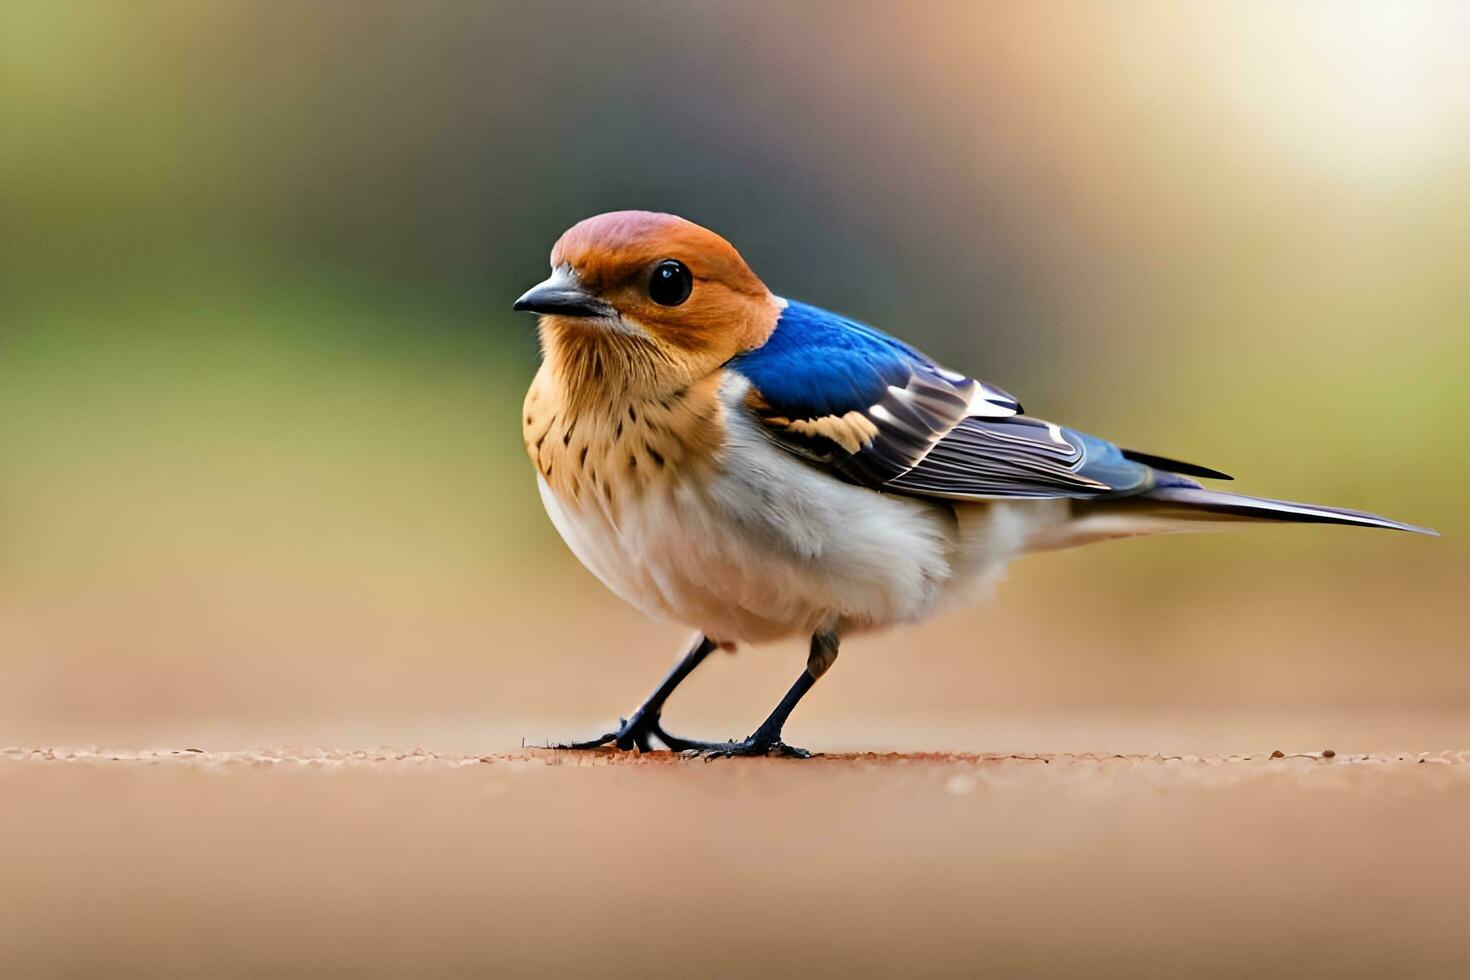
left=4, top=745, right=1469, bottom=978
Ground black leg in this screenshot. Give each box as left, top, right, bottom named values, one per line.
left=687, top=629, right=839, bottom=759
left=553, top=633, right=717, bottom=751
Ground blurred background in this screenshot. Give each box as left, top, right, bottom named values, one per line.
left=2, top=0, right=1466, bottom=753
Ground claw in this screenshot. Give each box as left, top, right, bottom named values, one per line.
left=550, top=730, right=618, bottom=751
left=550, top=710, right=703, bottom=754
left=550, top=710, right=817, bottom=758
left=687, top=738, right=815, bottom=759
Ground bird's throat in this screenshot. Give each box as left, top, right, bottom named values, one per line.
left=523, top=360, right=725, bottom=513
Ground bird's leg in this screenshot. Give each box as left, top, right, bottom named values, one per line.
left=552, top=633, right=717, bottom=752
left=686, top=629, right=839, bottom=759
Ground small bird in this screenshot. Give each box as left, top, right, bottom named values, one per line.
left=515, top=211, right=1435, bottom=757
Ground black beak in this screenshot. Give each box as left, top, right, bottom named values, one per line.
left=513, top=273, right=613, bottom=318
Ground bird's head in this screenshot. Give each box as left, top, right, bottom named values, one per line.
left=514, top=212, right=780, bottom=399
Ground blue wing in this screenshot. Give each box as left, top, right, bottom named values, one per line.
left=729, top=300, right=1021, bottom=485
left=730, top=300, right=1229, bottom=500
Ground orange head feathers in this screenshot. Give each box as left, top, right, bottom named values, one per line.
left=515, top=212, right=781, bottom=400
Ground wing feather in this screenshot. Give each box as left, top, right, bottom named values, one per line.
left=732, top=300, right=1020, bottom=484
left=730, top=300, right=1225, bottom=502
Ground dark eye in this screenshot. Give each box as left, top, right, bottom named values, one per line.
left=648, top=259, right=693, bottom=306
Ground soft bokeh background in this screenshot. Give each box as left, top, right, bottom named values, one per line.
left=2, top=0, right=1467, bottom=753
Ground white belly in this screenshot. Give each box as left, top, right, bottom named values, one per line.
left=537, top=412, right=1072, bottom=644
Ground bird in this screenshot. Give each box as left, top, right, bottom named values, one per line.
left=514, top=210, right=1436, bottom=758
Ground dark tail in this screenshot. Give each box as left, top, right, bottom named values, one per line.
left=1139, top=486, right=1438, bottom=536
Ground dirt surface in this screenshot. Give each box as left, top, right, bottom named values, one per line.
left=5, top=746, right=1469, bottom=978
left=4, top=744, right=1466, bottom=767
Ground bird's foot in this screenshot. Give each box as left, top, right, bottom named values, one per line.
left=679, top=735, right=814, bottom=760
left=549, top=711, right=697, bottom=753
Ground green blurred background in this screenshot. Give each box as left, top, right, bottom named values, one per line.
left=2, top=1, right=1465, bottom=751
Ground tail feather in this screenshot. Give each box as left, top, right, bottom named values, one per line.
left=1139, top=487, right=1438, bottom=536
left=1119, top=449, right=1234, bottom=482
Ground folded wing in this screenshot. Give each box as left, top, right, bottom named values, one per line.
left=885, top=417, right=1157, bottom=499
left=731, top=300, right=1193, bottom=501
left=730, top=300, right=1431, bottom=534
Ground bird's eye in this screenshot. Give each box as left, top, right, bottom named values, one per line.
left=648, top=259, right=693, bottom=306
